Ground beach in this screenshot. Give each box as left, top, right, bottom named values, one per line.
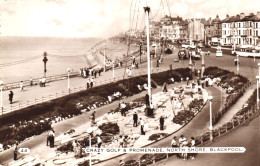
left=0, top=36, right=137, bottom=83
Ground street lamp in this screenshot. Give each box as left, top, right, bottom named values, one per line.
left=87, top=127, right=93, bottom=166
left=208, top=95, right=213, bottom=141
left=43, top=52, right=48, bottom=78
left=104, top=43, right=106, bottom=72
left=0, top=80, right=3, bottom=115
left=112, top=61, right=115, bottom=79
left=236, top=54, right=239, bottom=75
left=256, top=76, right=260, bottom=110
left=67, top=68, right=71, bottom=93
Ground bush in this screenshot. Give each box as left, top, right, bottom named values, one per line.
left=148, top=133, right=168, bottom=141
left=173, top=110, right=195, bottom=125
left=124, top=160, right=139, bottom=166
left=98, top=122, right=120, bottom=135
left=140, top=154, right=153, bottom=165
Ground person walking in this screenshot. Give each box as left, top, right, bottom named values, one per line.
left=9, top=91, right=14, bottom=104
left=190, top=137, right=196, bottom=159
left=90, top=78, right=94, bottom=88
left=140, top=118, right=145, bottom=135
left=49, top=129, right=55, bottom=148
left=42, top=77, right=46, bottom=87
left=30, top=77, right=33, bottom=86
left=186, top=77, right=189, bottom=86
left=145, top=94, right=149, bottom=107
left=87, top=79, right=90, bottom=89
left=160, top=116, right=164, bottom=130
left=20, top=81, right=24, bottom=91
left=97, top=135, right=102, bottom=148
left=133, top=112, right=138, bottom=127
left=171, top=136, right=178, bottom=147
left=13, top=142, right=19, bottom=160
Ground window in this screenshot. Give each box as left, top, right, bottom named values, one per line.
left=257, top=30, right=259, bottom=36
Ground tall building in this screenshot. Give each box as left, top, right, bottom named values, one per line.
left=187, top=18, right=205, bottom=42
left=221, top=12, right=260, bottom=46
left=159, top=15, right=183, bottom=42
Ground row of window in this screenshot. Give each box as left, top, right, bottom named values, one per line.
left=223, top=22, right=259, bottom=28
left=223, top=37, right=258, bottom=45
left=223, top=29, right=259, bottom=36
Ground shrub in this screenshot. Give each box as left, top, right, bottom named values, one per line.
left=148, top=133, right=168, bottom=141
left=98, top=122, right=120, bottom=135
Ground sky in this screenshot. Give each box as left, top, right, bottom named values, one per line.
left=0, top=0, right=260, bottom=38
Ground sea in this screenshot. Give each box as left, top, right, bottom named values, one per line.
left=0, top=36, right=105, bottom=83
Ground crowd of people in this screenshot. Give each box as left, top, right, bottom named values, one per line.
left=171, top=135, right=196, bottom=160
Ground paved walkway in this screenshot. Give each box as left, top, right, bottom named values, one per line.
left=214, top=85, right=256, bottom=128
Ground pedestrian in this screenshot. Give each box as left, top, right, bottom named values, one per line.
left=170, top=88, right=175, bottom=103
left=201, top=80, right=204, bottom=88
left=39, top=78, right=42, bottom=87
left=162, top=82, right=168, bottom=92
left=119, top=135, right=124, bottom=148
left=189, top=137, right=196, bottom=159
left=87, top=79, right=90, bottom=89
left=159, top=116, right=164, bottom=130
left=140, top=118, right=145, bottom=135
left=156, top=59, right=159, bottom=69
left=9, top=91, right=14, bottom=104
left=182, top=140, right=189, bottom=160
left=94, top=70, right=97, bottom=78
left=98, top=69, right=101, bottom=76
left=133, top=111, right=138, bottom=127
left=49, top=129, right=55, bottom=148
left=186, top=77, right=189, bottom=86
left=197, top=77, right=200, bottom=85
left=42, top=77, right=46, bottom=87
left=97, top=135, right=102, bottom=148
left=30, top=77, right=33, bottom=86
left=90, top=78, right=94, bottom=88
left=13, top=142, right=18, bottom=160
left=20, top=81, right=24, bottom=91
left=171, top=136, right=178, bottom=147
left=179, top=135, right=187, bottom=145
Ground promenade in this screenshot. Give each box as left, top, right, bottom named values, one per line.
left=1, top=49, right=259, bottom=165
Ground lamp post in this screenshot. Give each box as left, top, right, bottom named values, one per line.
left=43, top=52, right=48, bottom=78
left=256, top=76, right=260, bottom=110
left=201, top=52, right=205, bottom=78
left=236, top=54, right=239, bottom=75
left=87, top=128, right=93, bottom=166
left=208, top=95, right=213, bottom=141
left=144, top=6, right=152, bottom=106
left=140, top=41, right=142, bottom=64
left=0, top=80, right=3, bottom=115
left=112, top=61, right=115, bottom=79
left=104, top=43, right=106, bottom=72
left=67, top=68, right=71, bottom=93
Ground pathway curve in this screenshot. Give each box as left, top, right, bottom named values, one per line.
left=214, top=85, right=256, bottom=128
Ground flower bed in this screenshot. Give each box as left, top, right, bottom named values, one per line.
left=140, top=154, right=153, bottom=165
left=98, top=122, right=120, bottom=135
left=172, top=110, right=194, bottom=125
left=148, top=133, right=168, bottom=141
left=124, top=160, right=139, bottom=166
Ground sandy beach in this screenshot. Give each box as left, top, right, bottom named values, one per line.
left=0, top=37, right=137, bottom=83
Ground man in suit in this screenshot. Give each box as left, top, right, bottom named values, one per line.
left=133, top=112, right=138, bottom=127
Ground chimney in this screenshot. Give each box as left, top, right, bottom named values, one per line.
left=249, top=13, right=254, bottom=16
left=226, top=14, right=229, bottom=18
left=257, top=11, right=260, bottom=19
left=240, top=13, right=245, bottom=19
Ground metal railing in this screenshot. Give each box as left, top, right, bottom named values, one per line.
left=2, top=72, right=79, bottom=91
left=1, top=67, right=168, bottom=115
